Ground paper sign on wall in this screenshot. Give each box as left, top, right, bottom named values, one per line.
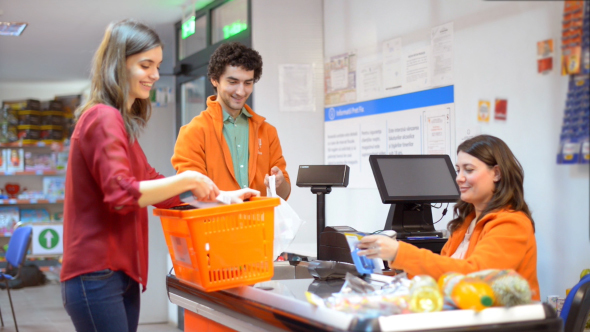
left=478, top=100, right=491, bottom=123
left=32, top=224, right=63, bottom=255
left=494, top=99, right=508, bottom=121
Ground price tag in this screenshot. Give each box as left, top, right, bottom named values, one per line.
left=30, top=199, right=38, bottom=204
left=36, top=170, right=43, bottom=175
left=5, top=170, right=14, bottom=176
left=48, top=198, right=57, bottom=203
left=8, top=199, right=17, bottom=204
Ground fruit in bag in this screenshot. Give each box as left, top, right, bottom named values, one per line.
left=450, top=278, right=495, bottom=311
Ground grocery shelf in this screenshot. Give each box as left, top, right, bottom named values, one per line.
left=0, top=170, right=66, bottom=176
left=0, top=199, right=64, bottom=205
left=0, top=141, right=65, bottom=148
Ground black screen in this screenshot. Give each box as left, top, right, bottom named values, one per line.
left=370, top=155, right=460, bottom=203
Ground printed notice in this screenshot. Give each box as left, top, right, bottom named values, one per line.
left=423, top=107, right=452, bottom=156
left=326, top=125, right=360, bottom=166
left=360, top=123, right=387, bottom=172
left=383, top=37, right=403, bottom=90
left=431, top=22, right=454, bottom=87
left=358, top=61, right=383, bottom=101
left=279, top=64, right=315, bottom=112
left=405, top=47, right=430, bottom=90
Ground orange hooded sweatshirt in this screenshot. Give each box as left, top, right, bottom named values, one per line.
left=391, top=209, right=540, bottom=301
left=171, top=96, right=290, bottom=196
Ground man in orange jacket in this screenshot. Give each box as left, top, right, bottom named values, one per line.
left=172, top=42, right=291, bottom=200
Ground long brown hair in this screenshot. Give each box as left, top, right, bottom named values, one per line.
left=76, top=19, right=162, bottom=142
left=447, top=135, right=534, bottom=234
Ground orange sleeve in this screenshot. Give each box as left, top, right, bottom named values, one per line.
left=391, top=213, right=534, bottom=281
left=171, top=120, right=207, bottom=175
left=267, top=124, right=290, bottom=185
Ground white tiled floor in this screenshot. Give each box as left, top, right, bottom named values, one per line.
left=0, top=281, right=179, bottom=332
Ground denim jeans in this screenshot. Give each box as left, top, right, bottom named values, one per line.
left=61, top=269, right=140, bottom=332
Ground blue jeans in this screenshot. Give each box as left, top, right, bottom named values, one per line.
left=61, top=269, right=140, bottom=332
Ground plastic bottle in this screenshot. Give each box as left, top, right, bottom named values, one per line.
left=408, top=275, right=444, bottom=313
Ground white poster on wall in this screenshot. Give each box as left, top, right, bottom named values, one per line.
left=383, top=37, right=403, bottom=90
left=357, top=61, right=383, bottom=102
left=278, top=64, right=315, bottom=112
left=405, top=47, right=431, bottom=91
left=431, top=22, right=454, bottom=87
left=325, top=86, right=455, bottom=188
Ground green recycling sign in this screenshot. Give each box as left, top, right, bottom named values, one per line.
left=32, top=225, right=63, bottom=255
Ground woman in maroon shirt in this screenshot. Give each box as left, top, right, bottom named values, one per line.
left=60, top=20, right=257, bottom=332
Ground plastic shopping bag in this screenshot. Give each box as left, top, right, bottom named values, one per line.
left=267, top=175, right=304, bottom=259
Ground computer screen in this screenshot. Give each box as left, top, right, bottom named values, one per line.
left=369, top=155, right=460, bottom=204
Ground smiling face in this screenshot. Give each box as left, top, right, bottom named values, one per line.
left=455, top=151, right=501, bottom=214
left=211, top=65, right=254, bottom=113
left=126, top=46, right=162, bottom=108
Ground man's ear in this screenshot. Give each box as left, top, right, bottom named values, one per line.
left=210, top=78, right=218, bottom=88
left=493, top=165, right=501, bottom=182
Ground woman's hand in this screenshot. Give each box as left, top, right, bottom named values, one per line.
left=222, top=188, right=260, bottom=203
left=182, top=170, right=220, bottom=201
left=357, top=235, right=400, bottom=262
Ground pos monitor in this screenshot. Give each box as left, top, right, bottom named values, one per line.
left=369, top=155, right=460, bottom=239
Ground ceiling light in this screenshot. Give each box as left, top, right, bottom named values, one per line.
left=0, top=22, right=27, bottom=36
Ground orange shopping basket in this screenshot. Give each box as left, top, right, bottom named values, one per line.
left=154, top=197, right=280, bottom=292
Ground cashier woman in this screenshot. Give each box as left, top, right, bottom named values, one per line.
left=357, top=135, right=540, bottom=301
left=60, top=20, right=258, bottom=332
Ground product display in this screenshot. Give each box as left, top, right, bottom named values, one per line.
left=0, top=206, right=19, bottom=235
left=39, top=125, right=64, bottom=142
left=19, top=208, right=51, bottom=223
left=43, top=176, right=66, bottom=200
left=24, top=151, right=56, bottom=171
left=4, top=148, right=24, bottom=172
left=18, top=110, right=42, bottom=126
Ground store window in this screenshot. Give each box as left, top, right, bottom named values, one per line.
left=181, top=76, right=206, bottom=126
left=178, top=15, right=207, bottom=61
left=211, top=0, right=248, bottom=44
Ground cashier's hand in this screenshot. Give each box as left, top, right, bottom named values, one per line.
left=357, top=235, right=400, bottom=262
left=183, top=170, right=220, bottom=201
left=221, top=188, right=260, bottom=203
left=264, top=166, right=284, bottom=189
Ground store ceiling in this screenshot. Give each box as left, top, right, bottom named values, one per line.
left=0, top=0, right=186, bottom=83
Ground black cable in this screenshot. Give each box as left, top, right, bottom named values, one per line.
left=433, top=203, right=450, bottom=225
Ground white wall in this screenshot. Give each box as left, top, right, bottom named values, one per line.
left=0, top=81, right=90, bottom=102
left=252, top=0, right=325, bottom=256
left=323, top=0, right=590, bottom=300
left=138, top=23, right=178, bottom=325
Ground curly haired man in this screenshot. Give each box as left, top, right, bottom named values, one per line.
left=172, top=42, right=291, bottom=199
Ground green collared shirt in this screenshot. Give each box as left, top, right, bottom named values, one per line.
left=222, top=107, right=251, bottom=188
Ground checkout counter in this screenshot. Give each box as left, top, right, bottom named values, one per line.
left=166, top=157, right=559, bottom=331
left=167, top=261, right=562, bottom=332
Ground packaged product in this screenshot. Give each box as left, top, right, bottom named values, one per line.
left=18, top=110, right=42, bottom=125
left=17, top=125, right=41, bottom=143
left=5, top=148, right=24, bottom=172
left=41, top=111, right=64, bottom=126
left=40, top=125, right=64, bottom=142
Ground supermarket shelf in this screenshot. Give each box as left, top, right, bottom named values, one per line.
left=0, top=141, right=65, bottom=148
left=0, top=170, right=65, bottom=176
left=0, top=258, right=60, bottom=268
left=0, top=199, right=64, bottom=205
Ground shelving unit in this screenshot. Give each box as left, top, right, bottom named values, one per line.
left=0, top=142, right=67, bottom=263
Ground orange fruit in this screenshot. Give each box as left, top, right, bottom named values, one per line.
left=438, top=272, right=463, bottom=291
left=451, top=279, right=495, bottom=311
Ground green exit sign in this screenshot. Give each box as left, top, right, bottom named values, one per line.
left=223, top=20, right=247, bottom=40
left=181, top=16, right=196, bottom=40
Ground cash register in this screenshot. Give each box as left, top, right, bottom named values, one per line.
left=319, top=154, right=460, bottom=262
